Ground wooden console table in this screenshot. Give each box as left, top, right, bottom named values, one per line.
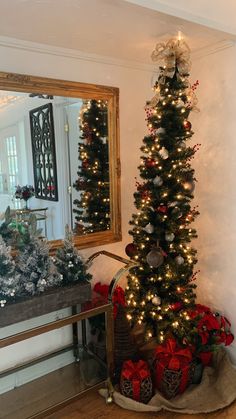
left=0, top=250, right=138, bottom=418
left=0, top=282, right=114, bottom=419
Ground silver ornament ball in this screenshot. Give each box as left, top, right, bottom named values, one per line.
left=152, top=295, right=161, bottom=306
left=175, top=255, right=184, bottom=265
left=156, top=127, right=165, bottom=134
left=159, top=147, right=169, bottom=160
left=179, top=141, right=187, bottom=149
left=146, top=248, right=164, bottom=268
left=144, top=223, right=154, bottom=234
left=168, top=201, right=178, bottom=208
left=165, top=232, right=175, bottom=242
left=153, top=175, right=163, bottom=186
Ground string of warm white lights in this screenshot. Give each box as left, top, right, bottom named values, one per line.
left=125, top=37, right=199, bottom=344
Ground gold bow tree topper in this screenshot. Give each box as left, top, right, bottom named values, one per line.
left=151, top=38, right=191, bottom=79
left=148, top=38, right=199, bottom=112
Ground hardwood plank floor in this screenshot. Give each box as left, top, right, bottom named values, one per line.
left=46, top=390, right=236, bottom=419
left=1, top=361, right=236, bottom=418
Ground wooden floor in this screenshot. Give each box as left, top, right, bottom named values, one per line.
left=1, top=361, right=236, bottom=418
left=46, top=391, right=236, bottom=419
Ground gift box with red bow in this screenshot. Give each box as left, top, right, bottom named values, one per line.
left=154, top=338, right=193, bottom=399
left=120, top=359, right=153, bottom=404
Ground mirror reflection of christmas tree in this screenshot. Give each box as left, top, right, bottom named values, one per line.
left=73, top=99, right=110, bottom=234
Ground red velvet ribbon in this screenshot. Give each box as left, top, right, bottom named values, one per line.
left=121, top=360, right=150, bottom=401
left=155, top=339, right=192, bottom=394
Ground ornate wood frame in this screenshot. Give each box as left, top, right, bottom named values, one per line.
left=0, top=71, right=121, bottom=251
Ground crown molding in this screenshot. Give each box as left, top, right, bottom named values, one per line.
left=192, top=39, right=235, bottom=60
left=0, top=36, right=234, bottom=74
left=0, top=36, right=155, bottom=73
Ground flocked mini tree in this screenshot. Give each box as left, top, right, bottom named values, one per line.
left=125, top=38, right=200, bottom=346
left=73, top=99, right=110, bottom=234
left=0, top=235, right=20, bottom=307
left=53, top=225, right=92, bottom=285
left=16, top=216, right=62, bottom=296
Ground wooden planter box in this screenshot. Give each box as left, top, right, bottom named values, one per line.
left=0, top=282, right=91, bottom=328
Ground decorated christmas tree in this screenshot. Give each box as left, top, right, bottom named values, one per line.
left=73, top=99, right=110, bottom=234
left=0, top=235, right=20, bottom=307
left=53, top=225, right=92, bottom=285
left=126, top=38, right=200, bottom=346
left=16, top=216, right=62, bottom=296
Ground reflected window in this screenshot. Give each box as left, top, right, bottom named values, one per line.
left=6, top=135, right=18, bottom=193
left=0, top=128, right=22, bottom=212
left=0, top=160, right=3, bottom=193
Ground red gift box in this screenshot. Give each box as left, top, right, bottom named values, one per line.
left=154, top=338, right=193, bottom=399
left=120, top=360, right=152, bottom=403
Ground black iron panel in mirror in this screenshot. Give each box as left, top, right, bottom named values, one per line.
left=0, top=91, right=110, bottom=241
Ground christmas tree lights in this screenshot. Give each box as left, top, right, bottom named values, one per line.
left=73, top=99, right=110, bottom=234
left=126, top=38, right=200, bottom=346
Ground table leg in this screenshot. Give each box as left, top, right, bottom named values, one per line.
left=72, top=305, right=79, bottom=360
left=82, top=319, right=87, bottom=347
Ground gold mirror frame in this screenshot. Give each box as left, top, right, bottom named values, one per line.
left=0, top=71, right=121, bottom=251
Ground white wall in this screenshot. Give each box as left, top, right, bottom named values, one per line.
left=1, top=38, right=236, bottom=393
left=191, top=45, right=236, bottom=362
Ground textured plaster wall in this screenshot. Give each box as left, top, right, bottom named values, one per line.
left=191, top=46, right=236, bottom=362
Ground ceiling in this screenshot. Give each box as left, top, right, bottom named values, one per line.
left=124, top=0, right=236, bottom=36
left=0, top=0, right=234, bottom=65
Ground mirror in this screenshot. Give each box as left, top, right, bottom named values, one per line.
left=0, top=72, right=121, bottom=250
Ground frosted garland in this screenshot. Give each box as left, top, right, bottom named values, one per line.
left=16, top=236, right=62, bottom=296
left=0, top=235, right=20, bottom=307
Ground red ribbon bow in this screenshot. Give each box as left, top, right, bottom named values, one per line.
left=155, top=338, right=192, bottom=370
left=121, top=360, right=150, bottom=401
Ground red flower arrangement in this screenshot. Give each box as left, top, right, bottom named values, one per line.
left=84, top=281, right=126, bottom=319
left=15, top=185, right=35, bottom=201
left=189, top=304, right=234, bottom=365
left=83, top=282, right=126, bottom=344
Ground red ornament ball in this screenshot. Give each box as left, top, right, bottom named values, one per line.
left=156, top=205, right=168, bottom=214
left=145, top=158, right=156, bottom=168
left=183, top=120, right=192, bottom=131
left=125, top=243, right=137, bottom=258
left=141, top=190, right=151, bottom=200
left=82, top=159, right=89, bottom=169
left=76, top=178, right=86, bottom=189
left=170, top=302, right=183, bottom=311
